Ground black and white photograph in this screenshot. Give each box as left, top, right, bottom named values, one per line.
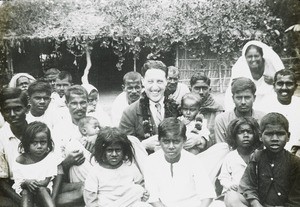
left=0, top=0, right=300, bottom=206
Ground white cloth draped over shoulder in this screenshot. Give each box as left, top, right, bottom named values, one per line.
left=224, top=41, right=284, bottom=111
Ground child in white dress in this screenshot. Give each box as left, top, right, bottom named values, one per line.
left=12, top=121, right=61, bottom=207
left=83, top=127, right=150, bottom=207
left=218, top=117, right=261, bottom=203
left=178, top=93, right=210, bottom=154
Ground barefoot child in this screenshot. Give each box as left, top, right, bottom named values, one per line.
left=178, top=93, right=210, bottom=154
left=218, top=117, right=261, bottom=203
left=12, top=121, right=62, bottom=207
left=83, top=127, right=149, bottom=207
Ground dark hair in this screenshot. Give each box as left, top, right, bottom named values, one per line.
left=245, top=45, right=263, bottom=57
left=226, top=117, right=261, bottom=150
left=57, top=70, right=73, bottom=83
left=274, top=69, right=297, bottom=85
left=140, top=60, right=167, bottom=77
left=44, top=68, right=60, bottom=76
left=27, top=80, right=52, bottom=97
left=92, top=127, right=135, bottom=165
left=158, top=117, right=187, bottom=141
left=181, top=93, right=202, bottom=108
left=260, top=112, right=289, bottom=133
left=19, top=121, right=54, bottom=154
left=190, top=72, right=211, bottom=86
left=231, top=77, right=256, bottom=95
left=123, top=71, right=142, bottom=84
left=167, top=66, right=180, bottom=77
left=0, top=87, right=28, bottom=108
left=65, top=85, right=88, bottom=103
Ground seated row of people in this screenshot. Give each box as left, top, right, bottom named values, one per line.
left=0, top=57, right=299, bottom=207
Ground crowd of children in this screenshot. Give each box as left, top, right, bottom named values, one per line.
left=0, top=41, right=300, bottom=207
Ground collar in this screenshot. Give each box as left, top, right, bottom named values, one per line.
left=2, top=122, right=18, bottom=141
left=149, top=97, right=165, bottom=108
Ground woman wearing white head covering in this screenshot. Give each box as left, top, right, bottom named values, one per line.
left=81, top=83, right=111, bottom=127
left=224, top=40, right=284, bottom=111
left=8, top=73, right=36, bottom=91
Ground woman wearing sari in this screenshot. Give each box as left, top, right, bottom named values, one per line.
left=224, top=40, right=284, bottom=111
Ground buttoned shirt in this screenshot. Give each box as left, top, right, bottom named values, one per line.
left=239, top=149, right=300, bottom=206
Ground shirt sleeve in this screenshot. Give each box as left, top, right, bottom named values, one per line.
left=83, top=189, right=99, bottom=207
left=214, top=114, right=227, bottom=143
left=84, top=168, right=99, bottom=193
left=119, top=109, right=137, bottom=138
left=238, top=161, right=260, bottom=202
left=0, top=141, right=9, bottom=178
left=194, top=163, right=216, bottom=200
left=218, top=155, right=233, bottom=191
left=144, top=159, right=160, bottom=204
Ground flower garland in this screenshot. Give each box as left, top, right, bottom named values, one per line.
left=139, top=91, right=181, bottom=139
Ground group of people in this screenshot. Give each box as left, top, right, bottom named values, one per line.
left=0, top=40, right=300, bottom=207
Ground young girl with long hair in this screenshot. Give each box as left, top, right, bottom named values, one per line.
left=218, top=117, right=262, bottom=204
left=12, top=121, right=62, bottom=207
left=83, top=127, right=150, bottom=207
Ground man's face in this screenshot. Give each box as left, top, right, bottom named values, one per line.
left=274, top=74, right=297, bottom=105
left=66, top=93, right=87, bottom=122
left=160, top=134, right=185, bottom=163
left=29, top=91, right=51, bottom=116
left=45, top=74, right=58, bottom=90
left=55, top=78, right=71, bottom=98
left=260, top=124, right=289, bottom=154
left=166, top=73, right=179, bottom=94
left=191, top=80, right=210, bottom=99
left=1, top=98, right=28, bottom=128
left=232, top=89, right=255, bottom=114
left=123, top=79, right=142, bottom=104
left=142, top=69, right=167, bottom=103
left=16, top=76, right=30, bottom=91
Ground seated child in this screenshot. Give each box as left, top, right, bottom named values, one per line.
left=12, top=121, right=62, bottom=207
left=83, top=127, right=150, bottom=207
left=178, top=93, right=210, bottom=154
left=218, top=117, right=261, bottom=203
left=64, top=116, right=100, bottom=183
left=144, top=117, right=216, bottom=207
left=230, top=112, right=300, bottom=207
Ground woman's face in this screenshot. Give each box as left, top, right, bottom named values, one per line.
left=16, top=76, right=30, bottom=91
left=87, top=91, right=98, bottom=111
left=245, top=47, right=263, bottom=71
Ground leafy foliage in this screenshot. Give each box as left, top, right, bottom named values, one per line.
left=0, top=0, right=286, bottom=70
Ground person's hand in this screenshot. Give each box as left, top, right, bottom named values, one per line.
left=142, top=135, right=160, bottom=151
left=82, top=134, right=97, bottom=153
left=64, top=150, right=85, bottom=167
left=141, top=190, right=150, bottom=202
left=184, top=133, right=203, bottom=149
left=263, top=75, right=273, bottom=85
left=249, top=199, right=263, bottom=207
left=180, top=117, right=191, bottom=125
left=229, top=184, right=238, bottom=191
left=22, top=179, right=39, bottom=193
